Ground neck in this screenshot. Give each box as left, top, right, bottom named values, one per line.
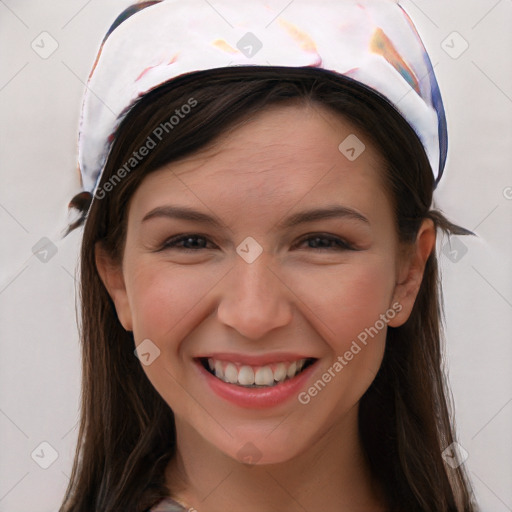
left=164, top=404, right=389, bottom=512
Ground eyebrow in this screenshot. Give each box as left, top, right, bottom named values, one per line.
left=141, top=204, right=369, bottom=229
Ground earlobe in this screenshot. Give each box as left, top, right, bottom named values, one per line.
left=387, top=219, right=436, bottom=327
left=94, top=241, right=133, bottom=331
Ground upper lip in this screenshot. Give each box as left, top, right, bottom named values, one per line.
left=195, top=352, right=317, bottom=366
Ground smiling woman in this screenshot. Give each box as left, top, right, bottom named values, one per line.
left=59, top=1, right=478, bottom=512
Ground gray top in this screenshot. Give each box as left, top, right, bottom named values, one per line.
left=148, top=496, right=189, bottom=511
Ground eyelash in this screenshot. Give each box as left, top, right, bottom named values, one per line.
left=158, top=233, right=356, bottom=253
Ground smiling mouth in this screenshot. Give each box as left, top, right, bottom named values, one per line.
left=197, top=357, right=317, bottom=388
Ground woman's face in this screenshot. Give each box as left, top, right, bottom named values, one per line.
left=97, top=103, right=426, bottom=465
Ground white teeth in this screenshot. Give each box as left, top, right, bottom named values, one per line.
left=254, top=366, right=274, bottom=386
left=214, top=360, right=224, bottom=380
left=274, top=363, right=287, bottom=382
left=205, top=358, right=311, bottom=387
left=238, top=366, right=255, bottom=386
left=224, top=363, right=238, bottom=384
left=286, top=361, right=297, bottom=378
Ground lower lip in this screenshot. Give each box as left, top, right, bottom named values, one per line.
left=194, top=358, right=318, bottom=409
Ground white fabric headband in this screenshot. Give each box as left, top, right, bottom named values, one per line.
left=77, top=0, right=448, bottom=199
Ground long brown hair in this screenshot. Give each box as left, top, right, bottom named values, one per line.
left=60, top=66, right=478, bottom=512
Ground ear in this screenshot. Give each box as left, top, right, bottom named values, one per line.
left=388, top=218, right=436, bottom=327
left=95, top=241, right=133, bottom=331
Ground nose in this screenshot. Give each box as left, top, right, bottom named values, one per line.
left=216, top=253, right=294, bottom=340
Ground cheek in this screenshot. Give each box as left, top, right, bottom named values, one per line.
left=284, top=255, right=396, bottom=352
left=124, top=260, right=222, bottom=415
left=126, top=260, right=217, bottom=340
left=290, top=260, right=395, bottom=415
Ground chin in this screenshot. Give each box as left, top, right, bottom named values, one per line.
left=220, top=432, right=310, bottom=466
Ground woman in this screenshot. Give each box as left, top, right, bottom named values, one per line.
left=60, top=1, right=478, bottom=510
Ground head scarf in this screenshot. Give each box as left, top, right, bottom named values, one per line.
left=72, top=0, right=447, bottom=218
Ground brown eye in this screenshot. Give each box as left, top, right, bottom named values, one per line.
left=294, top=234, right=355, bottom=251
left=159, top=234, right=215, bottom=252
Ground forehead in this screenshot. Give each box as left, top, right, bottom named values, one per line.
left=128, top=103, right=391, bottom=223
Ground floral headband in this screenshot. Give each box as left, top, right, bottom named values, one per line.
left=75, top=0, right=447, bottom=210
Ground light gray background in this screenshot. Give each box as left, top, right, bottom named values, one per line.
left=1, top=1, right=511, bottom=511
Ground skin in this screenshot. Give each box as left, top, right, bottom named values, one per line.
left=96, top=102, right=435, bottom=512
